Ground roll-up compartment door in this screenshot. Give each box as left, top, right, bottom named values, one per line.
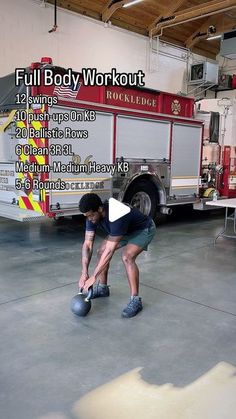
left=116, top=115, right=171, bottom=160
left=170, top=123, right=202, bottom=196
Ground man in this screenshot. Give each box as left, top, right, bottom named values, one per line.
left=78, top=193, right=156, bottom=318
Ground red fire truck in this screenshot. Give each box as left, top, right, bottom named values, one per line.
left=0, top=57, right=229, bottom=222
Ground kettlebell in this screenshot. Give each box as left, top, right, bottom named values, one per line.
left=70, top=287, right=93, bottom=317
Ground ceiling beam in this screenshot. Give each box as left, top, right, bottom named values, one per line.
left=102, top=0, right=131, bottom=23
left=185, top=15, right=236, bottom=49
left=192, top=46, right=216, bottom=59
left=151, top=0, right=236, bottom=37
left=148, top=0, right=187, bottom=35
left=47, top=0, right=100, bottom=20
left=185, top=16, right=221, bottom=49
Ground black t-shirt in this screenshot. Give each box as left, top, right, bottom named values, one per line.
left=86, top=203, right=152, bottom=236
left=86, top=202, right=152, bottom=237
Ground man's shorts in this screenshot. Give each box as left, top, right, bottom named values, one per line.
left=119, top=220, right=156, bottom=251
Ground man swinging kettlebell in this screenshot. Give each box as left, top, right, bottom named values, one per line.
left=71, top=193, right=156, bottom=318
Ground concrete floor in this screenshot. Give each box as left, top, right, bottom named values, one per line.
left=0, top=209, right=236, bottom=419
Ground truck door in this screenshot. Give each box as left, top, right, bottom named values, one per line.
left=0, top=112, right=19, bottom=205
left=48, top=107, right=113, bottom=212
left=170, top=123, right=202, bottom=197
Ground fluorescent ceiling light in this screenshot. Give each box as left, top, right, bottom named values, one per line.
left=123, top=0, right=143, bottom=8
left=206, top=34, right=222, bottom=41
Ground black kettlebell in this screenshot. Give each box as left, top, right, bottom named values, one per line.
left=70, top=287, right=93, bottom=317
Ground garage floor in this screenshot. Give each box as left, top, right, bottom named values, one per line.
left=0, top=210, right=236, bottom=419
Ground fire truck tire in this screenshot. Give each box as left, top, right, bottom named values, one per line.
left=124, top=180, right=158, bottom=220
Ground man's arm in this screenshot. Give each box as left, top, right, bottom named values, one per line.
left=78, top=231, right=95, bottom=288
left=93, top=237, right=121, bottom=278
left=81, top=231, right=95, bottom=273
left=83, top=236, right=122, bottom=290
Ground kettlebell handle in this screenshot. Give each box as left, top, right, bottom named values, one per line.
left=78, top=286, right=93, bottom=301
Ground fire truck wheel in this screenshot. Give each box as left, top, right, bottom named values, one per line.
left=124, top=180, right=158, bottom=219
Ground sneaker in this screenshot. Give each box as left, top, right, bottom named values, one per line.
left=89, top=284, right=110, bottom=299
left=122, top=296, right=143, bottom=318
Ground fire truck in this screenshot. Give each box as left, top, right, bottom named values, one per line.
left=0, top=57, right=234, bottom=222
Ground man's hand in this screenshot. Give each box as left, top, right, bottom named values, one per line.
left=80, top=232, right=95, bottom=289
left=78, top=272, right=89, bottom=290
left=83, top=275, right=96, bottom=291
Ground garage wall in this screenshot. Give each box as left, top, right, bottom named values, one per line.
left=1, top=0, right=189, bottom=93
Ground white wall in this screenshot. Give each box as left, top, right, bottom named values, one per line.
left=2, top=0, right=235, bottom=98
left=0, top=0, right=189, bottom=93
left=218, top=56, right=236, bottom=76
left=197, top=99, right=236, bottom=146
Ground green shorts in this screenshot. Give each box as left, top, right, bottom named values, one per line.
left=119, top=220, right=156, bottom=251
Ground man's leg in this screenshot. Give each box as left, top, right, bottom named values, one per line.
left=121, top=221, right=156, bottom=303
left=121, top=243, right=144, bottom=318
left=121, top=243, right=143, bottom=296
left=91, top=239, right=112, bottom=298
left=96, top=239, right=110, bottom=285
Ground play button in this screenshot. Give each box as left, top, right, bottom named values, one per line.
left=108, top=198, right=131, bottom=222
